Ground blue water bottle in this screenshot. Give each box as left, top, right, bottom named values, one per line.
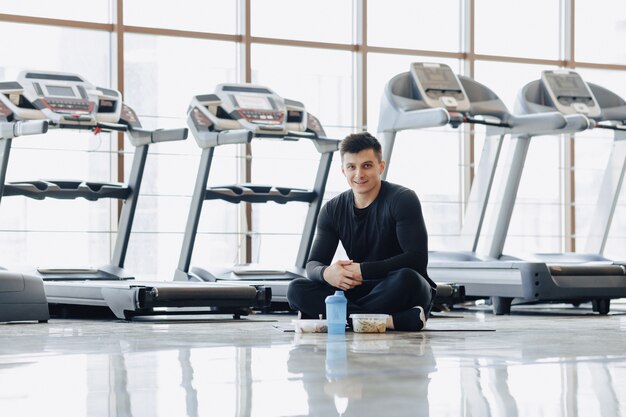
left=326, top=290, right=347, bottom=334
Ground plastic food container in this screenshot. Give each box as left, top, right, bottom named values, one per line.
left=292, top=319, right=328, bottom=333
left=350, top=314, right=388, bottom=333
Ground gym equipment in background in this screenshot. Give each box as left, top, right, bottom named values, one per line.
left=0, top=71, right=269, bottom=319
left=175, top=84, right=339, bottom=305
left=377, top=62, right=624, bottom=315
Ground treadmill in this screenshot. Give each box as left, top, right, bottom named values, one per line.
left=498, top=70, right=626, bottom=308
left=0, top=71, right=270, bottom=320
left=377, top=62, right=613, bottom=315
left=174, top=84, right=340, bottom=304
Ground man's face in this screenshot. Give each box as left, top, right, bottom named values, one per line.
left=341, top=148, right=386, bottom=197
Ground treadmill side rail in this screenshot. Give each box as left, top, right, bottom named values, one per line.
left=96, top=283, right=272, bottom=320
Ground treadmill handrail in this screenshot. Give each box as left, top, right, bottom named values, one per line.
left=94, top=121, right=128, bottom=132
left=14, top=120, right=49, bottom=137
left=190, top=122, right=339, bottom=153
left=54, top=121, right=189, bottom=147
left=309, top=135, right=340, bottom=154
left=218, top=129, right=254, bottom=146
left=500, top=112, right=570, bottom=136
left=560, top=114, right=592, bottom=134
left=0, top=120, right=49, bottom=139
left=126, top=126, right=189, bottom=147
left=596, top=121, right=626, bottom=133
left=188, top=122, right=253, bottom=149
left=380, top=107, right=450, bottom=132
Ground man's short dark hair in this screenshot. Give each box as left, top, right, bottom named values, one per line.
left=340, top=132, right=382, bottom=161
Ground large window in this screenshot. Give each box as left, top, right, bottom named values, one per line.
left=124, top=0, right=237, bottom=34
left=1, top=0, right=112, bottom=23
left=0, top=22, right=111, bottom=85
left=367, top=0, right=462, bottom=52
left=251, top=0, right=353, bottom=44
left=575, top=0, right=626, bottom=65
left=2, top=1, right=626, bottom=279
left=475, top=0, right=560, bottom=59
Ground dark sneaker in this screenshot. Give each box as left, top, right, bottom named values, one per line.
left=391, top=306, right=426, bottom=331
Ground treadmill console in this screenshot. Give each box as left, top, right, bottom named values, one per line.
left=0, top=71, right=122, bottom=126
left=410, top=62, right=471, bottom=112
left=541, top=70, right=601, bottom=117
left=188, top=84, right=315, bottom=136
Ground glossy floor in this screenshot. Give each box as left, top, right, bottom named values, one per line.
left=1, top=303, right=626, bottom=417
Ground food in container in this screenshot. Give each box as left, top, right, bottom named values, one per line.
left=350, top=314, right=388, bottom=333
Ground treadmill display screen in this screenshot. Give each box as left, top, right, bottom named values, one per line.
left=414, top=66, right=462, bottom=92
left=544, top=73, right=591, bottom=99
left=235, top=94, right=273, bottom=110
left=46, top=85, right=75, bottom=98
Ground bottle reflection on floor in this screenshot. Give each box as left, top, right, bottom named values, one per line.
left=325, top=334, right=352, bottom=416
left=288, top=333, right=436, bottom=417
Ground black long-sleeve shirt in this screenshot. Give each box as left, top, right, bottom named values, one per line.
left=306, top=181, right=434, bottom=288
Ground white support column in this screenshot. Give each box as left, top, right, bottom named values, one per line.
left=355, top=0, right=367, bottom=132
left=561, top=0, right=577, bottom=252
left=461, top=0, right=475, bottom=227
left=237, top=0, right=252, bottom=263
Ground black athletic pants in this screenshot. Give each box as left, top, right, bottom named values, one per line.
left=287, top=267, right=435, bottom=319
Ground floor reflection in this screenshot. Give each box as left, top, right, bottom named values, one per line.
left=179, top=349, right=198, bottom=417
left=288, top=333, right=436, bottom=417
left=451, top=353, right=624, bottom=417
left=1, top=311, right=626, bottom=417
left=460, top=359, right=518, bottom=417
